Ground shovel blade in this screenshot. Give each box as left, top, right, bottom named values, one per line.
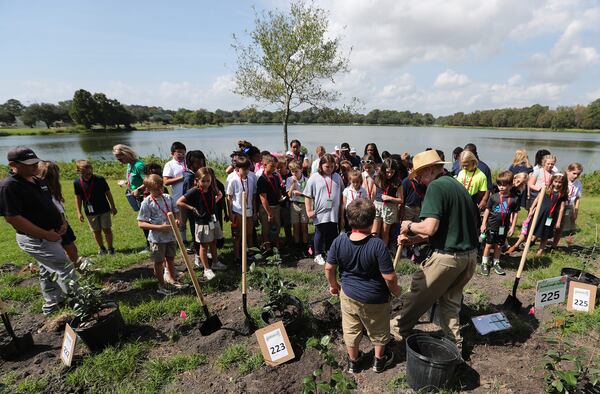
left=240, top=318, right=258, bottom=336
left=199, top=314, right=222, bottom=336
left=502, top=294, right=522, bottom=313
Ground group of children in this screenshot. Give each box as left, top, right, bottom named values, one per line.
left=35, top=139, right=584, bottom=295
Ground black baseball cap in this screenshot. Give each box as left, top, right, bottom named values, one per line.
left=340, top=142, right=350, bottom=151
left=7, top=147, right=40, bottom=165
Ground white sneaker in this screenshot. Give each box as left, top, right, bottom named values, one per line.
left=314, top=254, right=325, bottom=266
left=212, top=261, right=227, bottom=271
left=194, top=255, right=202, bottom=269
left=207, top=252, right=213, bottom=260
left=163, top=269, right=171, bottom=283
left=204, top=269, right=216, bottom=280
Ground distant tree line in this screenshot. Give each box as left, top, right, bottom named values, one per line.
left=437, top=100, right=600, bottom=130
left=2, top=88, right=599, bottom=131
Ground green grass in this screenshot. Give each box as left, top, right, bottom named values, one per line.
left=139, top=353, right=207, bottom=393
left=120, top=295, right=204, bottom=326
left=215, top=343, right=264, bottom=375
left=66, top=342, right=147, bottom=393
left=0, top=372, right=48, bottom=394
left=0, top=285, right=39, bottom=303
left=387, top=372, right=409, bottom=391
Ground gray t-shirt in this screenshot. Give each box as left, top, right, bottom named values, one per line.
left=137, top=193, right=179, bottom=244
left=303, top=172, right=343, bottom=225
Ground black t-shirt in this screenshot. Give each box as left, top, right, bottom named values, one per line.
left=402, top=178, right=426, bottom=207
left=184, top=187, right=216, bottom=225
left=73, top=175, right=111, bottom=215
left=375, top=184, right=398, bottom=202
left=0, top=173, right=63, bottom=232
left=485, top=192, right=520, bottom=230
left=327, top=233, right=393, bottom=304
left=257, top=172, right=283, bottom=206
left=181, top=170, right=195, bottom=195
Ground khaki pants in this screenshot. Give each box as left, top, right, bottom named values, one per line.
left=391, top=249, right=477, bottom=344
left=340, top=290, right=390, bottom=347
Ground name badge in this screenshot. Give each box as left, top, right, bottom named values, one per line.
left=545, top=217, right=553, bottom=227
left=498, top=226, right=505, bottom=236
left=209, top=221, right=215, bottom=230
left=246, top=207, right=252, bottom=217
left=325, top=199, right=333, bottom=209
left=564, top=209, right=570, bottom=217
left=87, top=204, right=94, bottom=214
left=211, top=214, right=217, bottom=223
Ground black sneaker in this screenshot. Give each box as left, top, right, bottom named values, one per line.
left=186, top=245, right=195, bottom=254
left=108, top=247, right=115, bottom=255
left=372, top=350, right=395, bottom=373
left=347, top=351, right=364, bottom=374
left=492, top=262, right=506, bottom=275
left=480, top=263, right=490, bottom=276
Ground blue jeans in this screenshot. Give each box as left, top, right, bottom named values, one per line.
left=314, top=222, right=338, bottom=256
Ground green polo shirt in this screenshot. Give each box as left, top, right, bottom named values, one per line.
left=127, top=160, right=145, bottom=191
left=420, top=176, right=478, bottom=252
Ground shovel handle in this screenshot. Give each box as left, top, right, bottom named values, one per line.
left=167, top=212, right=207, bottom=307
left=241, top=192, right=247, bottom=295
left=516, top=186, right=545, bottom=279
left=393, top=242, right=403, bottom=271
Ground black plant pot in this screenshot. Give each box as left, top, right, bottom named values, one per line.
left=560, top=268, right=600, bottom=287
left=71, top=302, right=125, bottom=352
left=261, top=295, right=304, bottom=333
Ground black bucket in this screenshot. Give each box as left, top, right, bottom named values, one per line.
left=560, top=268, right=600, bottom=287
left=72, top=302, right=125, bottom=352
left=406, top=333, right=462, bottom=392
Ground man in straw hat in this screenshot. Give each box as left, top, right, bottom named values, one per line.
left=390, top=150, right=478, bottom=347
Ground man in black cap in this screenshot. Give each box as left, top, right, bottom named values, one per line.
left=340, top=142, right=360, bottom=168
left=0, top=147, right=79, bottom=314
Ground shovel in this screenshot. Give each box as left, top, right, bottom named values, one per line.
left=503, top=186, right=545, bottom=312
left=393, top=242, right=403, bottom=271
left=168, top=212, right=222, bottom=336
left=240, top=192, right=258, bottom=335
left=0, top=297, right=34, bottom=359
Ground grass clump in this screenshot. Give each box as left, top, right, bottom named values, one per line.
left=141, top=353, right=207, bottom=392
left=387, top=372, right=409, bottom=391
left=0, top=285, right=39, bottom=303
left=66, top=342, right=147, bottom=392
left=395, top=260, right=420, bottom=276
left=0, top=374, right=48, bottom=394
left=215, top=343, right=264, bottom=375
left=120, top=295, right=203, bottom=326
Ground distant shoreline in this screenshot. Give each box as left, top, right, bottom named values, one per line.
left=2, top=122, right=600, bottom=137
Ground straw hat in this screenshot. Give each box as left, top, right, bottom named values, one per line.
left=409, top=150, right=449, bottom=178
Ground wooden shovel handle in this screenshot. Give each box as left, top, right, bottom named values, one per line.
left=516, top=186, right=546, bottom=278
left=393, top=242, right=403, bottom=271
left=241, top=191, right=247, bottom=295
left=167, top=212, right=206, bottom=306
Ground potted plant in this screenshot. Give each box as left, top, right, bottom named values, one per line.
left=68, top=279, right=125, bottom=352
left=249, top=248, right=304, bottom=331
left=561, top=244, right=600, bottom=287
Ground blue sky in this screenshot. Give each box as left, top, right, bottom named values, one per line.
left=1, top=0, right=599, bottom=116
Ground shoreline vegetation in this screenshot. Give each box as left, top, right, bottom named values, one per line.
left=2, top=122, right=600, bottom=137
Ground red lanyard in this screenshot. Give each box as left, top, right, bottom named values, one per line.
left=499, top=194, right=511, bottom=225
left=264, top=173, right=279, bottom=194
left=351, top=229, right=371, bottom=235
left=239, top=174, right=247, bottom=192
left=367, top=179, right=375, bottom=198
left=350, top=188, right=362, bottom=200
left=79, top=177, right=94, bottom=202
left=150, top=195, right=170, bottom=218
left=411, top=180, right=423, bottom=199
left=542, top=170, right=552, bottom=186
left=568, top=184, right=576, bottom=199
left=199, top=187, right=214, bottom=215
left=322, top=175, right=332, bottom=199
left=463, top=170, right=476, bottom=191
left=548, top=192, right=562, bottom=216
left=177, top=159, right=187, bottom=172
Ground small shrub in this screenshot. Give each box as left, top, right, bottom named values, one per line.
left=216, top=343, right=264, bottom=375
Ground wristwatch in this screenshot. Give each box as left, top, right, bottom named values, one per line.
left=407, top=222, right=413, bottom=234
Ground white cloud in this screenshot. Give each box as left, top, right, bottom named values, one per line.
left=433, top=70, right=470, bottom=89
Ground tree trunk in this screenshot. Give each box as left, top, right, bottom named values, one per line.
left=283, top=99, right=291, bottom=150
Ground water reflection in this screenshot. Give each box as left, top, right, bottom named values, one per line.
left=0, top=125, right=599, bottom=170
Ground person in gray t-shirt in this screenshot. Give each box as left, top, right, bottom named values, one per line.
left=304, top=154, right=343, bottom=265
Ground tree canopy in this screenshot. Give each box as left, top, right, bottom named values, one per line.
left=233, top=0, right=349, bottom=149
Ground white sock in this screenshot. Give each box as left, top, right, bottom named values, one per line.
left=482, top=256, right=490, bottom=265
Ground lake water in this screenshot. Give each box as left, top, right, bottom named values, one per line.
left=1, top=124, right=600, bottom=171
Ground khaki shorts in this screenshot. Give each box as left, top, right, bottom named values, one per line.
left=340, top=289, right=390, bottom=347
left=259, top=205, right=281, bottom=231
left=86, top=212, right=112, bottom=232
left=403, top=206, right=421, bottom=222
left=374, top=201, right=399, bottom=225
left=290, top=202, right=309, bottom=224
left=195, top=221, right=224, bottom=244
left=150, top=241, right=177, bottom=263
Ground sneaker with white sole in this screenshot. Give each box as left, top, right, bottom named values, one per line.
left=492, top=262, right=506, bottom=275
left=212, top=261, right=227, bottom=271
left=373, top=350, right=395, bottom=373
left=194, top=255, right=202, bottom=269
left=314, top=254, right=325, bottom=266
left=204, top=269, right=216, bottom=280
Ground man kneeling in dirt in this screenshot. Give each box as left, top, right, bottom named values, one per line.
left=325, top=198, right=402, bottom=373
left=391, top=150, right=478, bottom=348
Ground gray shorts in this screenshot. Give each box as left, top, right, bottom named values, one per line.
left=86, top=212, right=112, bottom=232
left=290, top=202, right=309, bottom=224
left=374, top=201, right=399, bottom=225
left=150, top=241, right=177, bottom=263
left=195, top=221, right=224, bottom=244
